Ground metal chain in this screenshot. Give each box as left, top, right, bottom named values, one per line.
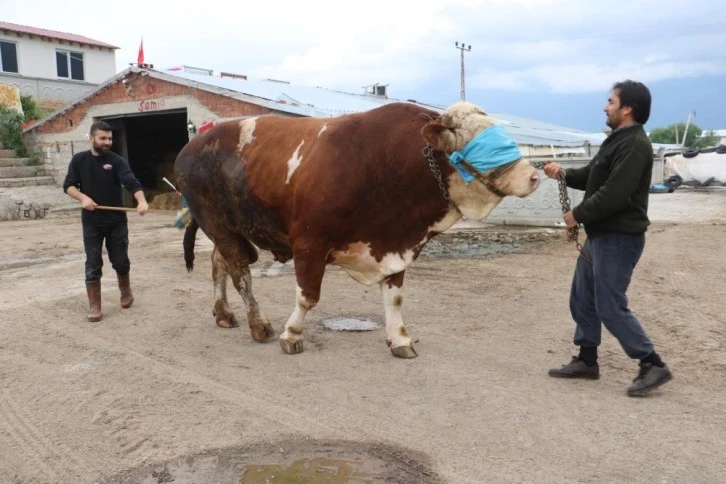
left=423, top=145, right=451, bottom=201
left=425, top=154, right=587, bottom=261
left=531, top=161, right=588, bottom=261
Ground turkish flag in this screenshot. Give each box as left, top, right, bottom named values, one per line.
left=137, top=38, right=144, bottom=65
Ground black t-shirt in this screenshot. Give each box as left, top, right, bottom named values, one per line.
left=63, top=150, right=143, bottom=226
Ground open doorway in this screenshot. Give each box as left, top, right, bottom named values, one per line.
left=101, top=109, right=189, bottom=207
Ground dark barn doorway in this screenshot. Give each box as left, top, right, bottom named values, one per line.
left=101, top=110, right=189, bottom=206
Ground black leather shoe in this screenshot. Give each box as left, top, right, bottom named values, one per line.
left=627, top=362, right=673, bottom=396
left=548, top=356, right=600, bottom=380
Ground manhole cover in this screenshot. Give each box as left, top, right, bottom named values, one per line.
left=321, top=317, right=381, bottom=332
left=102, top=440, right=442, bottom=483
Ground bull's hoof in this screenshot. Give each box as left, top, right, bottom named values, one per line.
left=280, top=338, right=304, bottom=355
left=251, top=323, right=275, bottom=342
left=215, top=313, right=239, bottom=328
left=391, top=345, right=418, bottom=359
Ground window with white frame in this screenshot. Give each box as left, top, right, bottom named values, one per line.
left=56, top=49, right=84, bottom=80
left=0, top=40, right=19, bottom=73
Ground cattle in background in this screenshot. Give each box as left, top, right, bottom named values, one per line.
left=175, top=102, right=540, bottom=358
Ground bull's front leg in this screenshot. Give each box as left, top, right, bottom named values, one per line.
left=381, top=272, right=417, bottom=359
left=280, top=248, right=326, bottom=355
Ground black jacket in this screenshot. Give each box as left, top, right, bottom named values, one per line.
left=566, top=124, right=653, bottom=237
left=63, top=150, right=143, bottom=226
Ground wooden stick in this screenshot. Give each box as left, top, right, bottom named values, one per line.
left=94, top=205, right=138, bottom=212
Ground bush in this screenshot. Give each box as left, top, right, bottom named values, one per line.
left=20, top=95, right=45, bottom=123
left=0, top=106, right=29, bottom=157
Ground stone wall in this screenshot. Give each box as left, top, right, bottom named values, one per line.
left=487, top=159, right=589, bottom=226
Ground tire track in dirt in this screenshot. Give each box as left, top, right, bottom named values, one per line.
left=0, top=389, right=86, bottom=482
left=102, top=325, right=509, bottom=482
left=89, top=394, right=150, bottom=457
left=56, top=322, right=342, bottom=442
left=52, top=312, right=480, bottom=483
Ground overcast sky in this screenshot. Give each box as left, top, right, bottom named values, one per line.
left=4, top=0, right=725, bottom=131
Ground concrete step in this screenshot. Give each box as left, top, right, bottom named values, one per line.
left=0, top=166, right=44, bottom=178
left=0, top=149, right=16, bottom=158
left=0, top=158, right=29, bottom=167
left=0, top=176, right=55, bottom=188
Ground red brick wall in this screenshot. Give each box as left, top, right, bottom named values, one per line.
left=32, top=73, right=277, bottom=135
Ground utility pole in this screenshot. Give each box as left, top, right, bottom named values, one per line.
left=681, top=109, right=695, bottom=148
left=455, top=41, right=471, bottom=101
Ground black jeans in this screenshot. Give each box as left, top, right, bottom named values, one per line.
left=83, top=222, right=130, bottom=282
left=570, top=232, right=654, bottom=359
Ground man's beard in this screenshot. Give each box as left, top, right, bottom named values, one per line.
left=605, top=114, right=617, bottom=129
left=93, top=143, right=111, bottom=154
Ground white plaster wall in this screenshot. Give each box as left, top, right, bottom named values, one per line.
left=0, top=33, right=115, bottom=82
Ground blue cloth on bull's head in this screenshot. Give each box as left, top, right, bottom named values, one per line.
left=448, top=124, right=522, bottom=183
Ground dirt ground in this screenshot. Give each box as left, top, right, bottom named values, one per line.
left=1, top=188, right=725, bottom=483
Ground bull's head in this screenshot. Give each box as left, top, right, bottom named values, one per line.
left=422, top=102, right=540, bottom=220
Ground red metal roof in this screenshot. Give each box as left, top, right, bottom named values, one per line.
left=0, top=21, right=118, bottom=49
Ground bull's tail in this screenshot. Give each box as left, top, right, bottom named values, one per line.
left=183, top=217, right=199, bottom=272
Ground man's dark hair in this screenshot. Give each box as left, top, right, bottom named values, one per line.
left=613, top=80, right=651, bottom=125
left=90, top=121, right=112, bottom=136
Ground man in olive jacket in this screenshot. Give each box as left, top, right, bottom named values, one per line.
left=544, top=80, right=672, bottom=397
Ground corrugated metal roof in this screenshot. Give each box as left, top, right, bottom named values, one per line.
left=167, top=70, right=604, bottom=147
left=25, top=66, right=604, bottom=149
left=490, top=112, right=607, bottom=147
left=166, top=70, right=400, bottom=116
left=0, top=21, right=118, bottom=49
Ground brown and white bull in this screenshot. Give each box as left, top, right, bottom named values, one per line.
left=174, top=102, right=540, bottom=358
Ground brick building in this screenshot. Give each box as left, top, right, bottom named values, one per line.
left=22, top=66, right=404, bottom=200
left=22, top=67, right=293, bottom=196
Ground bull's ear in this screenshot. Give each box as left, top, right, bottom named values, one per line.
left=422, top=123, right=456, bottom=152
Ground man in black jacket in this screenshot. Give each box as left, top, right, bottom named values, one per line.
left=544, top=80, right=672, bottom=396
left=63, top=121, right=149, bottom=322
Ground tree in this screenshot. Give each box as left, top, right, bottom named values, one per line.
left=696, top=130, right=721, bottom=149
left=649, top=122, right=719, bottom=148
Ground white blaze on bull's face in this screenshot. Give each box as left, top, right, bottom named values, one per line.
left=237, top=118, right=257, bottom=153
left=285, top=140, right=305, bottom=184
left=492, top=158, right=541, bottom=196
left=318, top=124, right=328, bottom=137
left=423, top=102, right=540, bottom=220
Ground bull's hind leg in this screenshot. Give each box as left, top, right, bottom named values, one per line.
left=211, top=247, right=238, bottom=328
left=381, top=272, right=417, bottom=359
left=216, top=238, right=274, bottom=342
left=280, top=248, right=327, bottom=355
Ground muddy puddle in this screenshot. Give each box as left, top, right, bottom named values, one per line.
left=0, top=253, right=82, bottom=272
left=102, top=439, right=442, bottom=484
